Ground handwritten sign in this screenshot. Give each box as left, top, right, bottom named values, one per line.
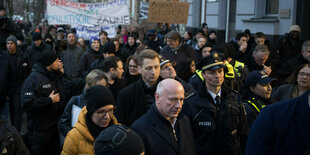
left=75, top=25, right=116, bottom=40
left=147, top=0, right=189, bottom=24
left=46, top=0, right=130, bottom=25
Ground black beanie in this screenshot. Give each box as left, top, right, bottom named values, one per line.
left=94, top=125, right=144, bottom=155
left=39, top=50, right=58, bottom=67
left=32, top=32, right=43, bottom=41
left=16, top=33, right=24, bottom=42
left=6, top=36, right=17, bottom=45
left=86, top=85, right=115, bottom=116
left=102, top=42, right=116, bottom=54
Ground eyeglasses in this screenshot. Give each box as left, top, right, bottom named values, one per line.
left=298, top=72, right=310, bottom=78
left=94, top=108, right=114, bottom=117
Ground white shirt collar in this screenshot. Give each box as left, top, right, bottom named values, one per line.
left=207, top=89, right=221, bottom=104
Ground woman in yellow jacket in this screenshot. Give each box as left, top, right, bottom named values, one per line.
left=61, top=85, right=118, bottom=155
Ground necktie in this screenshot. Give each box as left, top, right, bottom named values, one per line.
left=215, top=95, right=220, bottom=105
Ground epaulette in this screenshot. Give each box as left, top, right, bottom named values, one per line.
left=233, top=90, right=240, bottom=94
left=185, top=92, right=195, bottom=99
left=191, top=74, right=197, bottom=79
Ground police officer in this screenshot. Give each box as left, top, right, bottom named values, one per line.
left=190, top=44, right=248, bottom=92
left=242, top=70, right=274, bottom=128
left=182, top=54, right=247, bottom=155
left=21, top=50, right=68, bottom=155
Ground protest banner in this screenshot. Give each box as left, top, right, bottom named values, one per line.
left=46, top=0, right=130, bottom=26
left=75, top=25, right=116, bottom=40
left=139, top=1, right=149, bottom=21
left=147, top=0, right=189, bottom=24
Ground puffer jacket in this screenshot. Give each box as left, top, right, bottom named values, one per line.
left=61, top=106, right=118, bottom=155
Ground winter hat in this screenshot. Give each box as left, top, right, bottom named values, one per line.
left=94, top=124, right=144, bottom=155
left=39, top=50, right=58, bottom=67
left=32, top=32, right=43, bottom=41
left=85, top=85, right=115, bottom=116
left=90, top=37, right=100, bottom=45
left=289, top=25, right=301, bottom=33
left=6, top=36, right=17, bottom=45
left=102, top=42, right=116, bottom=54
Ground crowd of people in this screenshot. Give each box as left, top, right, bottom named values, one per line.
left=0, top=5, right=310, bottom=155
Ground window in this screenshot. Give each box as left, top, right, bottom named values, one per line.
left=266, top=0, right=279, bottom=14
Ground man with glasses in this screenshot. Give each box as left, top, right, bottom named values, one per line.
left=131, top=79, right=197, bottom=155
left=62, top=85, right=118, bottom=154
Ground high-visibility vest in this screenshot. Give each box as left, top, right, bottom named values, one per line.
left=247, top=97, right=266, bottom=113
left=234, top=60, right=245, bottom=77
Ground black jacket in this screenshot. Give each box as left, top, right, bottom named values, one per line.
left=26, top=42, right=52, bottom=66
left=115, top=78, right=158, bottom=126
left=0, top=117, right=29, bottom=155
left=278, top=34, right=302, bottom=63
left=146, top=39, right=164, bottom=53
left=182, top=84, right=247, bottom=155
left=276, top=53, right=309, bottom=84
left=21, top=63, right=69, bottom=131
left=131, top=104, right=197, bottom=155
left=61, top=43, right=83, bottom=79
left=160, top=43, right=197, bottom=75
left=58, top=94, right=87, bottom=136
left=0, top=16, right=14, bottom=50
left=0, top=50, right=16, bottom=104
left=78, top=47, right=101, bottom=77
left=119, top=43, right=138, bottom=62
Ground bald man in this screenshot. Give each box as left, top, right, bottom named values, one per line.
left=131, top=79, right=197, bottom=155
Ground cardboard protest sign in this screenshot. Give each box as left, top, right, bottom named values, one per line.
left=46, top=0, right=130, bottom=25
left=147, top=0, right=189, bottom=24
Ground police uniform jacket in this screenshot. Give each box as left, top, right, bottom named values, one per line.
left=182, top=83, right=247, bottom=155
left=131, top=104, right=197, bottom=155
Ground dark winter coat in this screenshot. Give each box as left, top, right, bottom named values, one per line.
left=115, top=78, right=158, bottom=126
left=0, top=50, right=16, bottom=105
left=0, top=117, right=29, bottom=155
left=278, top=34, right=302, bottom=63
left=131, top=104, right=197, bottom=155
left=61, top=43, right=83, bottom=79
left=58, top=94, right=87, bottom=137
left=146, top=39, right=164, bottom=53
left=26, top=42, right=52, bottom=66
left=276, top=53, right=309, bottom=84
left=245, top=90, right=310, bottom=155
left=160, top=43, right=197, bottom=75
left=78, top=47, right=101, bottom=77
left=0, top=16, right=14, bottom=50
left=21, top=63, right=68, bottom=131
left=182, top=83, right=247, bottom=155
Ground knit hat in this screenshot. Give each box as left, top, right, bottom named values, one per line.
left=39, top=50, right=58, bottom=67
left=32, top=32, right=42, bottom=41
left=90, top=37, right=100, bottom=45
left=102, top=42, right=116, bottom=54
left=85, top=85, right=115, bottom=116
left=6, top=36, right=17, bottom=45
left=94, top=124, right=144, bottom=155
left=289, top=25, right=301, bottom=33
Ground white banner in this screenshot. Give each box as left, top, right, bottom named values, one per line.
left=75, top=25, right=116, bottom=40
left=46, top=0, right=130, bottom=26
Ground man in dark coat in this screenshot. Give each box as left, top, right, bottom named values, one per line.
left=145, top=29, right=164, bottom=53
left=61, top=31, right=83, bottom=79
left=245, top=90, right=310, bottom=155
left=26, top=32, right=52, bottom=67
left=160, top=31, right=197, bottom=76
left=278, top=25, right=303, bottom=63
left=131, top=79, right=197, bottom=155
left=229, top=32, right=249, bottom=61
left=21, top=51, right=68, bottom=155
left=115, top=49, right=160, bottom=126
left=6, top=36, right=31, bottom=131
left=182, top=54, right=247, bottom=155
left=277, top=40, right=310, bottom=84
left=0, top=45, right=16, bottom=122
